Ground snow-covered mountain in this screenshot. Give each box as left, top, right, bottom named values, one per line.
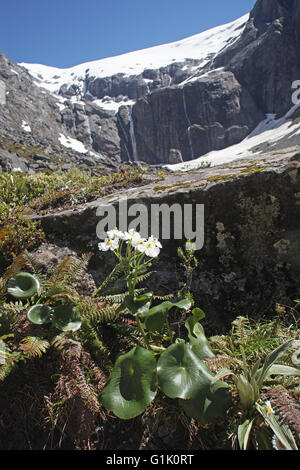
left=1, top=0, right=300, bottom=173
left=20, top=14, right=248, bottom=100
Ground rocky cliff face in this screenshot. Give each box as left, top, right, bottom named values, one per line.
left=1, top=0, right=300, bottom=170
left=0, top=53, right=122, bottom=173
left=130, top=70, right=263, bottom=164
left=129, top=0, right=300, bottom=164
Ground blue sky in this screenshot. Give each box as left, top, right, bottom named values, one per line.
left=1, top=0, right=256, bottom=67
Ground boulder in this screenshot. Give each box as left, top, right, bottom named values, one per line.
left=0, top=147, right=28, bottom=172
left=30, top=149, right=300, bottom=326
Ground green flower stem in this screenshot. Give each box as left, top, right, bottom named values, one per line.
left=136, top=314, right=156, bottom=353
left=166, top=319, right=175, bottom=344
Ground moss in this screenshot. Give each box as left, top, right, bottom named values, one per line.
left=153, top=180, right=196, bottom=192
left=0, top=215, right=46, bottom=270
left=154, top=173, right=241, bottom=193
left=205, top=174, right=238, bottom=183
left=153, top=185, right=169, bottom=192
left=240, top=167, right=268, bottom=175
left=0, top=137, right=48, bottom=162
left=0, top=137, right=69, bottom=165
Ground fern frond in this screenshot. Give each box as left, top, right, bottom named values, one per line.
left=102, top=288, right=146, bottom=302
left=92, top=304, right=124, bottom=325
left=66, top=253, right=92, bottom=283
left=135, top=271, right=153, bottom=285
left=0, top=351, right=23, bottom=381
left=76, top=371, right=102, bottom=414
left=51, top=334, right=81, bottom=352
left=99, top=292, right=128, bottom=304
left=43, top=281, right=80, bottom=303
left=110, top=321, right=143, bottom=345
left=47, top=253, right=91, bottom=286
left=92, top=263, right=123, bottom=297
left=205, top=354, right=242, bottom=373
left=77, top=296, right=122, bottom=325
left=21, top=249, right=48, bottom=278
left=153, top=293, right=174, bottom=301
left=75, top=318, right=112, bottom=365
left=0, top=300, right=25, bottom=336
left=18, top=336, right=49, bottom=358
left=232, top=316, right=250, bottom=343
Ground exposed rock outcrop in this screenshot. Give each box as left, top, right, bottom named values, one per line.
left=31, top=148, right=300, bottom=327
left=0, top=53, right=122, bottom=172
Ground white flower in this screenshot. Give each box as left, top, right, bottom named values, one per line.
left=107, top=228, right=128, bottom=240
left=124, top=229, right=142, bottom=245
left=148, top=235, right=162, bottom=249
left=133, top=238, right=147, bottom=252
left=143, top=239, right=161, bottom=258
left=107, top=228, right=120, bottom=239
left=266, top=400, right=274, bottom=416
left=98, top=237, right=119, bottom=252
left=185, top=240, right=196, bottom=252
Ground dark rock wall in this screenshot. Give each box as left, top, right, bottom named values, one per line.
left=127, top=0, right=300, bottom=164
left=131, top=71, right=264, bottom=164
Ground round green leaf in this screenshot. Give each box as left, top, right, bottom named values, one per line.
left=141, top=301, right=171, bottom=331
left=27, top=305, right=53, bottom=325
left=157, top=341, right=214, bottom=399
left=99, top=346, right=157, bottom=420
left=7, top=272, right=40, bottom=299
left=191, top=307, right=205, bottom=323
left=51, top=304, right=82, bottom=331
left=124, top=292, right=153, bottom=315
left=180, top=380, right=232, bottom=425
left=142, top=298, right=192, bottom=332
left=185, top=319, right=214, bottom=360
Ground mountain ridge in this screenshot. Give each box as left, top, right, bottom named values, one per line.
left=19, top=13, right=249, bottom=95
left=1, top=0, right=300, bottom=171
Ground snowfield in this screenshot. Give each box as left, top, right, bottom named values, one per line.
left=164, top=104, right=300, bottom=171
left=19, top=14, right=248, bottom=95
left=58, top=134, right=88, bottom=154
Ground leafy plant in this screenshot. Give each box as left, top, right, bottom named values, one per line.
left=210, top=315, right=297, bottom=362
left=97, top=229, right=232, bottom=423
left=27, top=303, right=82, bottom=332
left=5, top=270, right=82, bottom=333
left=7, top=272, right=41, bottom=299
left=0, top=215, right=45, bottom=269
left=214, top=341, right=299, bottom=449
left=0, top=253, right=91, bottom=382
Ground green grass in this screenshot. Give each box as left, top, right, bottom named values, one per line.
left=0, top=166, right=148, bottom=217
left=210, top=314, right=299, bottom=364
left=0, top=165, right=158, bottom=271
